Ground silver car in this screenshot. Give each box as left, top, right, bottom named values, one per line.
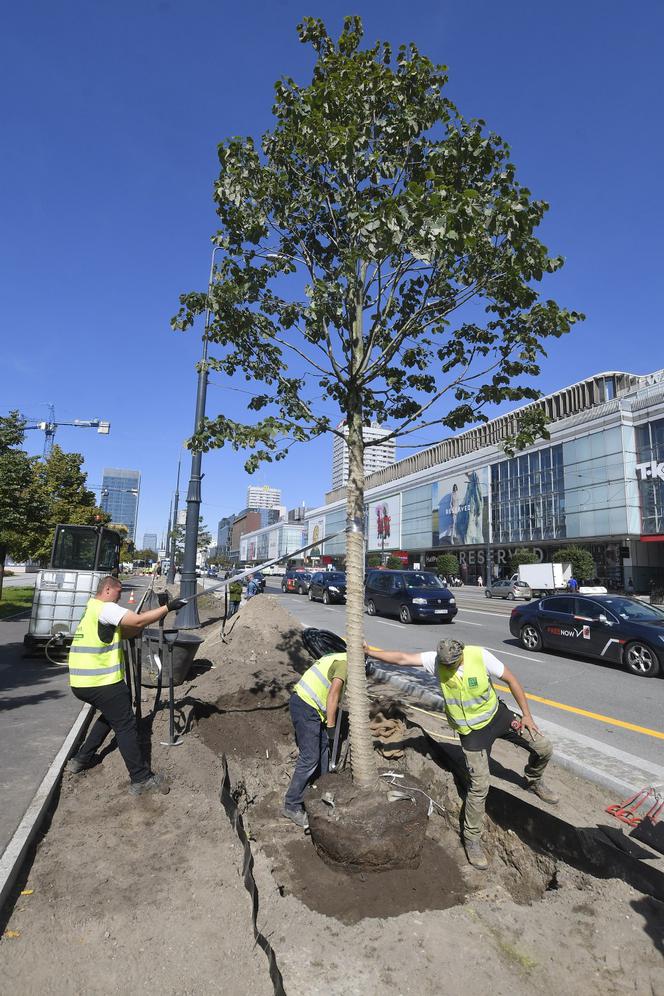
left=486, top=578, right=532, bottom=601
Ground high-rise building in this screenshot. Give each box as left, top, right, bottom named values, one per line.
left=331, top=421, right=396, bottom=490
left=100, top=468, right=140, bottom=542
left=142, top=532, right=158, bottom=551
left=246, top=484, right=282, bottom=509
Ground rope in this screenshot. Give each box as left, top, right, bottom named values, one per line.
left=219, top=756, right=286, bottom=996
left=379, top=771, right=446, bottom=817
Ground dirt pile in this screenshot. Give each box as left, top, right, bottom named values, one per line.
left=2, top=594, right=663, bottom=995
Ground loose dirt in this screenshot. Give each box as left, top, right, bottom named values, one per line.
left=2, top=593, right=663, bottom=995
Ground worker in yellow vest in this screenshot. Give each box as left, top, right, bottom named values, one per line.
left=283, top=652, right=347, bottom=828
left=365, top=639, right=558, bottom=870
left=67, top=575, right=186, bottom=795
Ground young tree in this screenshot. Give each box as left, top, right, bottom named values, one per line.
left=436, top=553, right=460, bottom=579
left=508, top=547, right=539, bottom=577
left=173, top=17, right=582, bottom=789
left=553, top=545, right=595, bottom=583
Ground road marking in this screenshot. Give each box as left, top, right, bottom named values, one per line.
left=487, top=646, right=546, bottom=665
left=493, top=682, right=664, bottom=741
left=458, top=606, right=514, bottom=618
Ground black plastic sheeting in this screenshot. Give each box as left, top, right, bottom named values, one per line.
left=301, top=628, right=375, bottom=675
left=219, top=755, right=286, bottom=996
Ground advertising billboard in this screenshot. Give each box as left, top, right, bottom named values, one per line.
left=432, top=468, right=488, bottom=547
left=307, top=516, right=326, bottom=557
left=268, top=529, right=279, bottom=560
left=367, top=495, right=401, bottom=551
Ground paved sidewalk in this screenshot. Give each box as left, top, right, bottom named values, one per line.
left=0, top=616, right=81, bottom=863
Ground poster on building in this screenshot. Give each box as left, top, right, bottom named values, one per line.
left=307, top=516, right=326, bottom=557
left=239, top=537, right=248, bottom=562
left=432, top=468, right=488, bottom=547
left=268, top=529, right=279, bottom=560
left=367, top=495, right=401, bottom=551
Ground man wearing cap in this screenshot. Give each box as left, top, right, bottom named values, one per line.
left=365, top=638, right=558, bottom=870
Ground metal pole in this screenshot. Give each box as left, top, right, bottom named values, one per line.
left=166, top=455, right=181, bottom=585
left=176, top=246, right=222, bottom=629
left=485, top=473, right=492, bottom=584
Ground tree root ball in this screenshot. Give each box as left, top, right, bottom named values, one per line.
left=304, top=771, right=429, bottom=872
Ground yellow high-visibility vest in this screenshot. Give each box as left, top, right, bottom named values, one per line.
left=437, top=646, right=499, bottom=735
left=68, top=598, right=125, bottom=688
left=294, top=653, right=347, bottom=721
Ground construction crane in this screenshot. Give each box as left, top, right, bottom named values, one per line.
left=23, top=404, right=111, bottom=457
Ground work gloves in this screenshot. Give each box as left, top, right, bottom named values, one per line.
left=326, top=726, right=337, bottom=748
left=157, top=593, right=188, bottom=612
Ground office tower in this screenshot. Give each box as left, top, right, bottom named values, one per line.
left=331, top=421, right=396, bottom=490
left=100, top=468, right=140, bottom=542
left=246, top=484, right=282, bottom=509
left=142, top=532, right=158, bottom=551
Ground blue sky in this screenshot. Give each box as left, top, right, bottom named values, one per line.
left=2, top=0, right=662, bottom=547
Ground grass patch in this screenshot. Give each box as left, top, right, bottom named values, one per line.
left=0, top=586, right=35, bottom=619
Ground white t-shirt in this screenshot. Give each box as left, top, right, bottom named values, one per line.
left=420, top=647, right=505, bottom=680
left=98, top=602, right=129, bottom=627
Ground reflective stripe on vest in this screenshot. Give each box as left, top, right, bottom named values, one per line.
left=294, top=653, right=346, bottom=720
left=436, top=646, right=499, bottom=735
left=68, top=598, right=125, bottom=688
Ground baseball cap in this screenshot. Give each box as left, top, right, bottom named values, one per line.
left=436, top=639, right=465, bottom=667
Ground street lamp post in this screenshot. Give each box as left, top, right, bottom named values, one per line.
left=166, top=455, right=181, bottom=585
left=176, top=245, right=222, bottom=629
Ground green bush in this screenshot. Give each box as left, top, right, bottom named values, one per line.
left=508, top=548, right=539, bottom=576
left=435, top=553, right=459, bottom=579
left=553, top=545, right=595, bottom=582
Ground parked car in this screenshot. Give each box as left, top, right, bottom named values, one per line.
left=509, top=594, right=664, bottom=677
left=486, top=578, right=532, bottom=601
left=308, top=571, right=346, bottom=605
left=281, top=570, right=312, bottom=594
left=364, top=569, right=457, bottom=624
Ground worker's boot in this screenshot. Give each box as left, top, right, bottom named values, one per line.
left=130, top=773, right=171, bottom=796
left=282, top=806, right=309, bottom=829
left=526, top=780, right=559, bottom=805
left=463, top=838, right=488, bottom=870
left=67, top=756, right=94, bottom=774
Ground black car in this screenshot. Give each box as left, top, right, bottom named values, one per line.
left=509, top=594, right=664, bottom=677
left=308, top=571, right=346, bottom=605
left=364, top=569, right=458, bottom=624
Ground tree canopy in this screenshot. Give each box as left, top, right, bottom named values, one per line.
left=174, top=15, right=582, bottom=466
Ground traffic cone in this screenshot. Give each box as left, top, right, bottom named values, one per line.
left=128, top=589, right=135, bottom=605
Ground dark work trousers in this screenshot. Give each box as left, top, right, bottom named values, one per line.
left=228, top=600, right=240, bottom=618
left=72, top=681, right=151, bottom=783
left=284, top=692, right=329, bottom=810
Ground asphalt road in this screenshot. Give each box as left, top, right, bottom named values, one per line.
left=265, top=579, right=664, bottom=770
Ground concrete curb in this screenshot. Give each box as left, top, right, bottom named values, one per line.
left=0, top=703, right=92, bottom=915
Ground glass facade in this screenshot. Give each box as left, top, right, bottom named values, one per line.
left=636, top=417, right=664, bottom=535
left=100, top=468, right=140, bottom=542
left=491, top=445, right=566, bottom=544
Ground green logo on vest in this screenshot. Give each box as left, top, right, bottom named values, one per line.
left=468, top=676, right=478, bottom=688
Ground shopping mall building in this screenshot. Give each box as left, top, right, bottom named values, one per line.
left=295, top=368, right=664, bottom=592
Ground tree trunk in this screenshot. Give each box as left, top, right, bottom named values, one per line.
left=344, top=272, right=378, bottom=789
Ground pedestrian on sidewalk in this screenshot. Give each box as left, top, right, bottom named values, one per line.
left=245, top=574, right=259, bottom=600
left=283, top=651, right=347, bottom=828
left=67, top=575, right=186, bottom=795
left=365, top=638, right=558, bottom=870
left=227, top=577, right=242, bottom=617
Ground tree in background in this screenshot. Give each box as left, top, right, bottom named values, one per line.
left=0, top=412, right=45, bottom=597
left=170, top=518, right=211, bottom=561
left=508, top=547, right=539, bottom=577
left=173, top=17, right=582, bottom=794
left=553, top=545, right=595, bottom=583
left=385, top=555, right=404, bottom=569
left=366, top=553, right=382, bottom=568
left=436, top=553, right=460, bottom=579
left=31, top=445, right=108, bottom=562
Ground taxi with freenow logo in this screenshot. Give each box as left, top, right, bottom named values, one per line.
left=509, top=594, right=664, bottom=678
